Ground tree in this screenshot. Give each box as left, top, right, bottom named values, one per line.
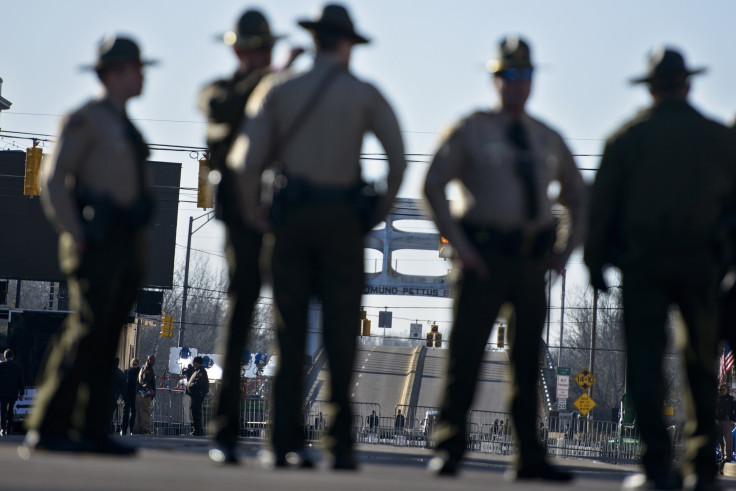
left=562, top=282, right=626, bottom=421
left=136, top=254, right=276, bottom=370
left=136, top=255, right=227, bottom=365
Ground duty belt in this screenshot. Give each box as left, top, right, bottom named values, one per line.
left=462, top=222, right=556, bottom=258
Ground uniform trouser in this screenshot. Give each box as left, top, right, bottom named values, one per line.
left=134, top=394, right=152, bottom=434
left=211, top=219, right=262, bottom=447
left=270, top=203, right=363, bottom=457
left=0, top=398, right=17, bottom=433
left=622, top=255, right=719, bottom=480
left=121, top=396, right=136, bottom=434
left=717, top=420, right=733, bottom=462
left=191, top=395, right=204, bottom=435
left=27, top=231, right=144, bottom=439
left=435, top=245, right=548, bottom=468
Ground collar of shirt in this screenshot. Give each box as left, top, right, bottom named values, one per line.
left=313, top=52, right=348, bottom=75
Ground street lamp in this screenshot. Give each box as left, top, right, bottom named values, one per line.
left=179, top=211, right=215, bottom=347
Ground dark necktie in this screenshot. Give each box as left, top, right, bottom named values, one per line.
left=118, top=108, right=154, bottom=224
left=121, top=111, right=151, bottom=199
left=507, top=121, right=538, bottom=220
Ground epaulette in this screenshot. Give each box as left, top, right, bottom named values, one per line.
left=468, top=110, right=491, bottom=120
left=63, top=104, right=93, bottom=130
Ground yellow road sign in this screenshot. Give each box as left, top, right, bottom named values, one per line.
left=574, top=369, right=597, bottom=390
left=574, top=393, right=596, bottom=416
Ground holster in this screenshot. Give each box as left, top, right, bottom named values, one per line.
left=76, top=187, right=153, bottom=245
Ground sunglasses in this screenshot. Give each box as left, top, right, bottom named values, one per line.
left=497, top=68, right=533, bottom=81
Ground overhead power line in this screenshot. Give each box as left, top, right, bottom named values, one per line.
left=0, top=130, right=605, bottom=162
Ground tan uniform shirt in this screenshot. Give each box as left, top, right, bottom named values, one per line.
left=41, top=97, right=148, bottom=244
left=227, top=54, right=406, bottom=225
left=424, top=110, right=586, bottom=259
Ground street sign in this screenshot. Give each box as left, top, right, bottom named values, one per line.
left=574, top=393, right=596, bottom=416
left=378, top=311, right=393, bottom=328
left=409, top=323, right=422, bottom=338
left=574, top=369, right=597, bottom=390
left=556, top=374, right=569, bottom=399
left=557, top=366, right=571, bottom=376
left=557, top=399, right=567, bottom=410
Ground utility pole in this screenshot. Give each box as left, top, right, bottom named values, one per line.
left=179, top=212, right=214, bottom=348
left=179, top=216, right=193, bottom=348
left=588, top=288, right=598, bottom=423
left=558, top=268, right=566, bottom=367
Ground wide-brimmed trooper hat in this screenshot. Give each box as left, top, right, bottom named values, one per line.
left=486, top=35, right=534, bottom=74
left=81, top=35, right=158, bottom=72
left=630, top=47, right=706, bottom=84
left=222, top=9, right=284, bottom=49
left=298, top=4, right=370, bottom=45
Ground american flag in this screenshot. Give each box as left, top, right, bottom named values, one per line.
left=720, top=343, right=735, bottom=382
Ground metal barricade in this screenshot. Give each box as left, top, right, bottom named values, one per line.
left=112, top=382, right=688, bottom=470
left=395, top=404, right=441, bottom=448
left=152, top=387, right=189, bottom=436
left=543, top=415, right=647, bottom=464
left=242, top=397, right=270, bottom=438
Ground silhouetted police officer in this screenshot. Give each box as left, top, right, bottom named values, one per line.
left=424, top=36, right=585, bottom=481
left=23, top=35, right=156, bottom=456
left=228, top=3, right=406, bottom=470
left=199, top=8, right=297, bottom=465
left=586, top=47, right=736, bottom=491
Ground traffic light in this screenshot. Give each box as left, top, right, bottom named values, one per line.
left=160, top=314, right=175, bottom=338
left=426, top=332, right=434, bottom=347
left=24, top=141, right=42, bottom=196
left=439, top=236, right=452, bottom=259
left=359, top=309, right=370, bottom=336
left=431, top=324, right=439, bottom=333
left=497, top=325, right=505, bottom=349
left=434, top=332, right=442, bottom=348
left=197, top=156, right=214, bottom=209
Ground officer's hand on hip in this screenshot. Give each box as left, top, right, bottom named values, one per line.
left=458, top=245, right=489, bottom=281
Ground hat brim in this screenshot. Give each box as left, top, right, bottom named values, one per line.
left=220, top=31, right=285, bottom=49
left=79, top=59, right=159, bottom=72
left=298, top=20, right=370, bottom=44
left=486, top=59, right=534, bottom=74
left=629, top=67, right=706, bottom=84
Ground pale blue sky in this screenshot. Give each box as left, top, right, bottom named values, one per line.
left=2, top=1, right=735, bottom=338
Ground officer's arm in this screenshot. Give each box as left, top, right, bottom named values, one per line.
left=199, top=82, right=241, bottom=124
left=424, top=123, right=487, bottom=277
left=554, top=133, right=588, bottom=267
left=368, top=87, right=407, bottom=227
left=227, top=80, right=275, bottom=228
left=584, top=137, right=626, bottom=291
left=41, top=113, right=90, bottom=247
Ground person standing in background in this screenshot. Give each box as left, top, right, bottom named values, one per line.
left=0, top=349, right=25, bottom=436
